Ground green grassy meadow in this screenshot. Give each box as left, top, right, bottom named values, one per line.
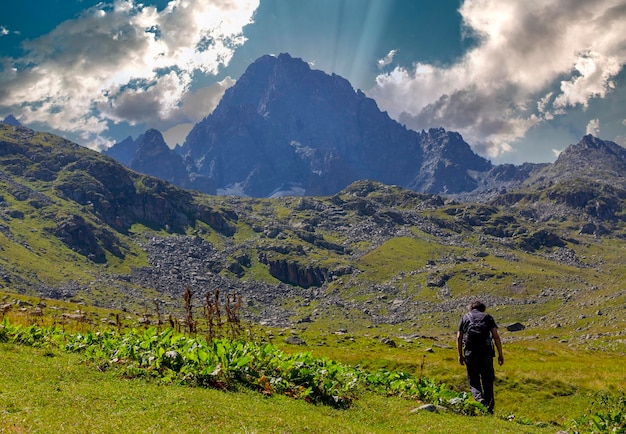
left=0, top=343, right=558, bottom=434
left=1, top=297, right=624, bottom=433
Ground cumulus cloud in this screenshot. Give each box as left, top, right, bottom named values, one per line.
left=0, top=0, right=259, bottom=149
left=369, top=0, right=626, bottom=159
left=377, top=49, right=397, bottom=69
left=160, top=77, right=236, bottom=147
left=586, top=118, right=600, bottom=136
left=615, top=135, right=626, bottom=147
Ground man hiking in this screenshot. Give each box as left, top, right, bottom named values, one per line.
left=456, top=300, right=504, bottom=413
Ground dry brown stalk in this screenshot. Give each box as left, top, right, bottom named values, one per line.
left=204, top=290, right=216, bottom=340
left=183, top=286, right=196, bottom=334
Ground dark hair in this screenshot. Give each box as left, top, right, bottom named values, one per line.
left=469, top=300, right=486, bottom=312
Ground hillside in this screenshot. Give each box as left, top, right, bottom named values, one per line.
left=2, top=122, right=626, bottom=343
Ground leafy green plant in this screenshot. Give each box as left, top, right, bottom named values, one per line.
left=0, top=319, right=478, bottom=412
left=364, top=369, right=485, bottom=415
left=569, top=392, right=626, bottom=433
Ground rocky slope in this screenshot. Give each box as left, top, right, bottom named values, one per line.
left=1, top=122, right=626, bottom=330
left=489, top=135, right=626, bottom=226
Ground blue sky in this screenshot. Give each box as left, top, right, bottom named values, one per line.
left=1, top=0, right=625, bottom=164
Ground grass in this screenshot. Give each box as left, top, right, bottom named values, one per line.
left=0, top=290, right=625, bottom=433
left=356, top=237, right=459, bottom=283
left=277, top=324, right=626, bottom=427
left=0, top=344, right=555, bottom=434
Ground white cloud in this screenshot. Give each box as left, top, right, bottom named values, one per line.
left=614, top=135, right=626, bottom=147
left=162, top=123, right=194, bottom=149
left=0, top=0, right=259, bottom=149
left=102, top=75, right=236, bottom=148
left=553, top=52, right=622, bottom=110
left=377, top=49, right=397, bottom=69
left=164, top=77, right=236, bottom=127
left=586, top=118, right=600, bottom=136
left=158, top=76, right=236, bottom=147
left=369, top=0, right=626, bottom=159
left=0, top=26, right=9, bottom=36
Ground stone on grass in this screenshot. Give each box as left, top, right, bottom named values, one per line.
left=284, top=335, right=306, bottom=345
left=411, top=404, right=438, bottom=413
left=506, top=322, right=525, bottom=332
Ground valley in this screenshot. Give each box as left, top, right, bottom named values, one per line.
left=1, top=117, right=625, bottom=432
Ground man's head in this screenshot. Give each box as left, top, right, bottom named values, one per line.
left=469, top=300, right=486, bottom=312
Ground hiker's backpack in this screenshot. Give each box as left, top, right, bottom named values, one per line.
left=463, top=312, right=492, bottom=353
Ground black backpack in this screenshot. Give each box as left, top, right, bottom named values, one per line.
left=463, top=312, right=492, bottom=352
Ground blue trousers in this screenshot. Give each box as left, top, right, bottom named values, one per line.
left=465, top=353, right=495, bottom=413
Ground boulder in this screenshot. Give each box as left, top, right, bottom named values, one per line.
left=506, top=322, right=525, bottom=332
left=411, top=404, right=438, bottom=413
left=284, top=335, right=306, bottom=345
left=379, top=337, right=397, bottom=347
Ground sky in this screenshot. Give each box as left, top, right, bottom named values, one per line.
left=0, top=0, right=625, bottom=165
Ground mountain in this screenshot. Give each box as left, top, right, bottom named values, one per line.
left=532, top=134, right=626, bottom=186
left=442, top=135, right=626, bottom=205
left=103, top=134, right=139, bottom=166
left=128, top=129, right=189, bottom=187
left=112, top=53, right=491, bottom=197
left=487, top=135, right=626, bottom=227
left=0, top=123, right=235, bottom=261
left=1, top=114, right=21, bottom=126
left=105, top=129, right=215, bottom=194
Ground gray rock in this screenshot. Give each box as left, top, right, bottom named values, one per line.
left=506, top=322, right=525, bottom=332
left=284, top=335, right=306, bottom=345
left=412, top=404, right=438, bottom=413
left=379, top=337, right=397, bottom=347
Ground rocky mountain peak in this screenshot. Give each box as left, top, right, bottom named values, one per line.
left=1, top=114, right=21, bottom=126
left=129, top=129, right=189, bottom=187
left=132, top=129, right=169, bottom=160
left=221, top=53, right=319, bottom=111
left=181, top=53, right=493, bottom=197
left=559, top=135, right=626, bottom=162
left=104, top=135, right=141, bottom=166
left=409, top=128, right=491, bottom=193
left=538, top=135, right=626, bottom=185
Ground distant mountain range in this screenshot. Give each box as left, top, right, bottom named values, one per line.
left=105, top=53, right=508, bottom=198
